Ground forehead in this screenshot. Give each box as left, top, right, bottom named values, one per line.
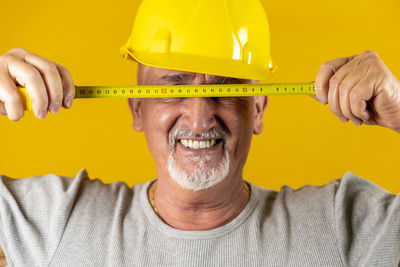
left=137, top=64, right=250, bottom=85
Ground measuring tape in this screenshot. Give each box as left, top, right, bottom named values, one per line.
left=18, top=82, right=316, bottom=110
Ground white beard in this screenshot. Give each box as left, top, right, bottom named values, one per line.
left=167, top=148, right=230, bottom=191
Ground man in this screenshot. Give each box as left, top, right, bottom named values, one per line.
left=1, top=1, right=400, bottom=267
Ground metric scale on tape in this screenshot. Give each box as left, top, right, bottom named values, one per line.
left=18, top=82, right=316, bottom=110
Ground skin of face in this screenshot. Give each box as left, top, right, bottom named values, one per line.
left=128, top=64, right=268, bottom=193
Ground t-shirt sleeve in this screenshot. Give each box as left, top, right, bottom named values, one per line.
left=334, top=172, right=400, bottom=266
left=0, top=169, right=89, bottom=266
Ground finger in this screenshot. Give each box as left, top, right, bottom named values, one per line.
left=338, top=67, right=367, bottom=126
left=0, top=71, right=24, bottom=121
left=24, top=53, right=63, bottom=114
left=7, top=57, right=48, bottom=119
left=0, top=101, right=7, bottom=116
left=54, top=62, right=75, bottom=109
left=327, top=56, right=361, bottom=123
left=315, top=55, right=356, bottom=105
left=328, top=72, right=348, bottom=123
left=349, top=76, right=377, bottom=125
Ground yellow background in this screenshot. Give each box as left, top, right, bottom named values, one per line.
left=0, top=0, right=399, bottom=192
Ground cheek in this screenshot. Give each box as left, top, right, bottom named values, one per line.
left=141, top=102, right=180, bottom=161
left=219, top=103, right=254, bottom=154
left=229, top=114, right=254, bottom=168
left=142, top=102, right=174, bottom=133
left=223, top=99, right=254, bottom=134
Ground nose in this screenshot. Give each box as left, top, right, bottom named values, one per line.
left=182, top=97, right=217, bottom=133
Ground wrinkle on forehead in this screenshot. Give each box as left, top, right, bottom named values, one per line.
left=137, top=63, right=257, bottom=85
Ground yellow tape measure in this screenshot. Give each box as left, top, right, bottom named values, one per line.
left=18, top=82, right=316, bottom=111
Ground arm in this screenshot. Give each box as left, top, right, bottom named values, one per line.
left=0, top=47, right=77, bottom=265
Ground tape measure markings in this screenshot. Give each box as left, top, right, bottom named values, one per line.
left=74, top=82, right=316, bottom=98
left=18, top=82, right=316, bottom=111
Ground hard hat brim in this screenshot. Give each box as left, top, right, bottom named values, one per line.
left=120, top=46, right=277, bottom=81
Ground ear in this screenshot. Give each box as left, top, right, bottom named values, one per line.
left=128, top=98, right=144, bottom=132
left=253, top=96, right=268, bottom=135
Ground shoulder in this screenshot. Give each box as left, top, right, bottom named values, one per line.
left=333, top=171, right=392, bottom=197
left=257, top=172, right=385, bottom=199
left=0, top=170, right=86, bottom=202
left=249, top=172, right=390, bottom=216
left=0, top=169, right=148, bottom=205
left=0, top=169, right=88, bottom=189
left=333, top=172, right=397, bottom=218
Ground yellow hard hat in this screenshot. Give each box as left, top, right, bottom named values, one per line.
left=120, top=0, right=277, bottom=81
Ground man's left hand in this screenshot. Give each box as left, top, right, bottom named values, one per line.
left=313, top=50, right=400, bottom=134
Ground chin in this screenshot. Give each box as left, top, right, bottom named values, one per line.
left=167, top=150, right=230, bottom=191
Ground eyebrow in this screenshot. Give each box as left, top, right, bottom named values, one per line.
left=160, top=74, right=241, bottom=84
left=160, top=74, right=193, bottom=83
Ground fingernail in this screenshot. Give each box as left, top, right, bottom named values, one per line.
left=39, top=110, right=47, bottom=119
left=319, top=96, right=327, bottom=104
left=353, top=120, right=362, bottom=126
left=339, top=117, right=348, bottom=123
left=50, top=103, right=60, bottom=113
left=66, top=97, right=73, bottom=108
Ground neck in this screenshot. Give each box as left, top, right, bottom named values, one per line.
left=148, top=174, right=251, bottom=231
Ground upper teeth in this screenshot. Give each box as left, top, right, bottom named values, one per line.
left=180, top=139, right=217, bottom=149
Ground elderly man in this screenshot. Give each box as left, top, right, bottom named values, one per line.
left=1, top=0, right=400, bottom=266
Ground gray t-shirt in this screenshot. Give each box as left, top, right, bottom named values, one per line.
left=0, top=169, right=399, bottom=266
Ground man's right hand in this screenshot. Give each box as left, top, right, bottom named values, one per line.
left=0, top=48, right=75, bottom=121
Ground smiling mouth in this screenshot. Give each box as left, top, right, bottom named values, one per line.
left=178, top=139, right=222, bottom=150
